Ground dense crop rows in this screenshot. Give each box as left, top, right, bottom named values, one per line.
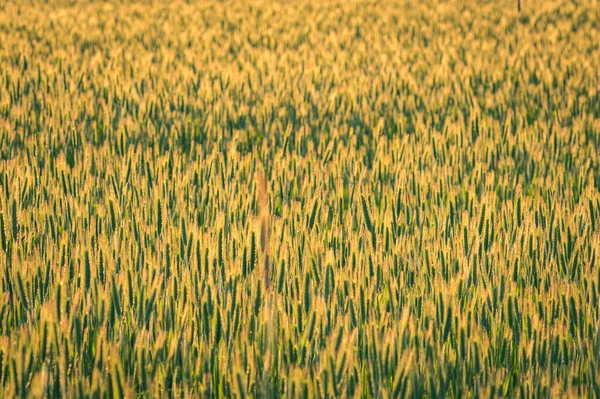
left=1, top=0, right=600, bottom=397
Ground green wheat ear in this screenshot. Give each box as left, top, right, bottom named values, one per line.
left=83, top=250, right=91, bottom=290
left=308, top=198, right=319, bottom=232
left=361, top=195, right=376, bottom=250
left=516, top=197, right=523, bottom=228
left=0, top=211, right=7, bottom=253
left=16, top=272, right=28, bottom=313
left=324, top=263, right=334, bottom=302
left=250, top=231, right=257, bottom=274
left=214, top=308, right=223, bottom=344
left=10, top=199, right=18, bottom=240
left=303, top=273, right=311, bottom=314
left=157, top=198, right=163, bottom=236
left=361, top=195, right=373, bottom=232
left=277, top=259, right=285, bottom=293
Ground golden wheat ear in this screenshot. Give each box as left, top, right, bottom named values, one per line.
left=256, top=169, right=270, bottom=289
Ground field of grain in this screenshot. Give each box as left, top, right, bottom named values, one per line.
left=1, top=0, right=599, bottom=397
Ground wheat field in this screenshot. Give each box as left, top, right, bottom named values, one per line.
left=1, top=0, right=599, bottom=397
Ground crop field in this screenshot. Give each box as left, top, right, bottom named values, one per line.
left=1, top=0, right=600, bottom=397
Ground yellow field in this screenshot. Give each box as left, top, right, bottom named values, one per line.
left=0, top=0, right=599, bottom=397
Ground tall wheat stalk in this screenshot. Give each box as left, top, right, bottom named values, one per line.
left=256, top=169, right=270, bottom=289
